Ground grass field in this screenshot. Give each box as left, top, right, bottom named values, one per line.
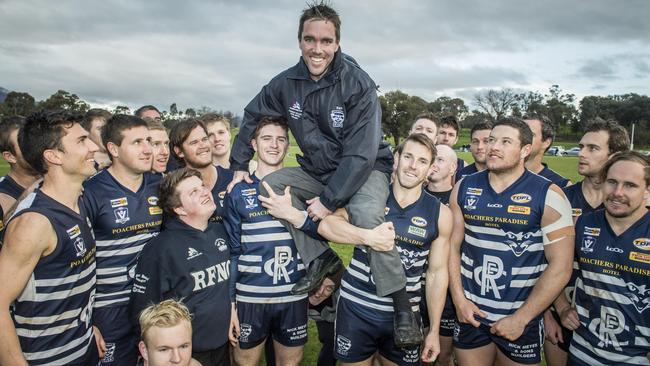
left=0, top=141, right=581, bottom=365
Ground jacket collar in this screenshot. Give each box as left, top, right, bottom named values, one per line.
left=164, top=215, right=210, bottom=234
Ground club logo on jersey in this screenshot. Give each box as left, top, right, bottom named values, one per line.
left=507, top=205, right=531, bottom=215
left=239, top=324, right=252, bottom=342
left=245, top=196, right=258, bottom=209
left=336, top=335, right=352, bottom=356
left=215, top=238, right=228, bottom=252
left=467, top=187, right=483, bottom=196
left=408, top=225, right=426, bottom=238
left=572, top=208, right=583, bottom=217
left=510, top=193, right=532, bottom=203
left=588, top=305, right=627, bottom=351
left=633, top=238, right=650, bottom=251
left=149, top=206, right=162, bottom=215
left=504, top=231, right=535, bottom=256
left=147, top=196, right=158, bottom=205
left=584, top=227, right=601, bottom=236
left=330, top=106, right=345, bottom=128
left=464, top=196, right=479, bottom=211
left=397, top=246, right=423, bottom=269
left=630, top=251, right=650, bottom=264
left=102, top=343, right=116, bottom=363
left=581, top=237, right=596, bottom=253
left=114, top=207, right=130, bottom=224
left=289, top=100, right=303, bottom=120
left=625, top=282, right=650, bottom=313
left=66, top=224, right=81, bottom=239
left=187, top=247, right=202, bottom=260
left=74, top=237, right=87, bottom=257
left=263, top=246, right=296, bottom=284
left=474, top=254, right=506, bottom=299
left=411, top=216, right=427, bottom=227
left=110, top=197, right=128, bottom=208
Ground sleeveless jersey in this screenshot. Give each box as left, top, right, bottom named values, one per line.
left=224, top=174, right=306, bottom=304
left=340, top=188, right=440, bottom=315
left=537, top=164, right=570, bottom=187
left=10, top=190, right=96, bottom=365
left=563, top=181, right=604, bottom=219
left=82, top=170, right=162, bottom=308
left=210, top=165, right=234, bottom=224
left=458, top=170, right=551, bottom=323
left=0, top=174, right=25, bottom=200
left=458, top=163, right=479, bottom=180
left=570, top=210, right=650, bottom=366
left=424, top=188, right=451, bottom=206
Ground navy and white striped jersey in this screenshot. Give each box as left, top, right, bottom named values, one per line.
left=10, top=189, right=96, bottom=365
left=458, top=163, right=479, bottom=180
left=458, top=170, right=551, bottom=323
left=210, top=165, right=234, bottom=224
left=537, top=163, right=570, bottom=187
left=563, top=181, right=604, bottom=219
left=340, top=189, right=440, bottom=314
left=224, top=174, right=306, bottom=304
left=569, top=210, right=650, bottom=366
left=82, top=170, right=162, bottom=309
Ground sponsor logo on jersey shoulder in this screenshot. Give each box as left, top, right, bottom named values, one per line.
left=241, top=188, right=257, bottom=197
left=630, top=251, right=650, bottom=264
left=110, top=197, right=128, bottom=208
left=507, top=205, right=531, bottom=215
left=407, top=225, right=426, bottom=238
left=411, top=216, right=427, bottom=227
left=289, top=100, right=303, bottom=120
left=510, top=193, right=531, bottom=203
left=149, top=206, right=162, bottom=215
left=572, top=208, right=583, bottom=217
left=467, top=187, right=483, bottom=196
left=330, top=106, right=345, bottom=128
left=581, top=236, right=596, bottom=253
left=147, top=196, right=158, bottom=205
left=633, top=238, right=650, bottom=251
left=66, top=224, right=81, bottom=239
left=583, top=226, right=601, bottom=236
left=215, top=238, right=228, bottom=252
left=187, top=247, right=202, bottom=260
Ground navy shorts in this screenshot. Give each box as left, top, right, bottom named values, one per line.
left=420, top=290, right=456, bottom=337
left=95, top=306, right=139, bottom=365
left=453, top=317, right=544, bottom=365
left=335, top=297, right=421, bottom=365
left=237, top=299, right=308, bottom=349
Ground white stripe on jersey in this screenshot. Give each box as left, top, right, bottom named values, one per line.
left=241, top=232, right=293, bottom=243
left=236, top=283, right=294, bottom=293
left=239, top=255, right=262, bottom=262
left=236, top=294, right=306, bottom=304
left=582, top=268, right=625, bottom=287
left=97, top=275, right=128, bottom=285
left=95, top=232, right=157, bottom=247
left=635, top=337, right=649, bottom=347
left=636, top=325, right=650, bottom=337
left=16, top=319, right=79, bottom=337
left=340, top=290, right=420, bottom=313
left=95, top=297, right=130, bottom=308
left=510, top=278, right=538, bottom=288
left=238, top=265, right=261, bottom=273
left=241, top=221, right=284, bottom=230
left=350, top=258, right=370, bottom=272
left=572, top=331, right=649, bottom=364
left=96, top=267, right=125, bottom=276
left=464, top=233, right=544, bottom=253
left=346, top=266, right=369, bottom=283
left=33, top=262, right=96, bottom=287
left=96, top=243, right=145, bottom=257
left=33, top=277, right=95, bottom=302
left=568, top=343, right=606, bottom=366
left=464, top=290, right=524, bottom=311
left=583, top=283, right=632, bottom=307
left=464, top=223, right=542, bottom=238
left=510, top=264, right=547, bottom=275
left=95, top=289, right=130, bottom=298
left=342, top=280, right=392, bottom=304
left=13, top=308, right=81, bottom=325
left=23, top=326, right=93, bottom=361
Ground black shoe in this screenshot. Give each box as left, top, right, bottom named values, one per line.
left=393, top=309, right=423, bottom=348
left=291, top=252, right=343, bottom=295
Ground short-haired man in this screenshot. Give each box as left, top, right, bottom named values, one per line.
left=263, top=133, right=452, bottom=364
left=543, top=118, right=631, bottom=365
left=410, top=113, right=439, bottom=144
left=145, top=117, right=170, bottom=174
left=82, top=108, right=113, bottom=170
left=0, top=110, right=102, bottom=365
left=199, top=113, right=232, bottom=168
left=138, top=299, right=201, bottom=366
left=229, top=3, right=420, bottom=344
left=437, top=115, right=465, bottom=181
left=449, top=117, right=575, bottom=365
left=458, top=121, right=493, bottom=179
left=225, top=117, right=308, bottom=366
left=83, top=114, right=163, bottom=365
left=135, top=105, right=162, bottom=121
left=426, top=144, right=457, bottom=205
left=557, top=151, right=650, bottom=365
left=0, top=116, right=40, bottom=224
left=523, top=113, right=571, bottom=187
left=131, top=168, right=235, bottom=366
left=171, top=119, right=233, bottom=223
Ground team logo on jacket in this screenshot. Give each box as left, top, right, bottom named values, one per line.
left=114, top=207, right=130, bottom=224
left=411, top=216, right=427, bottom=227
left=289, top=100, right=303, bottom=120
left=510, top=193, right=531, bottom=203
left=633, top=238, right=650, bottom=251
left=74, top=237, right=87, bottom=257
left=215, top=238, right=228, bottom=252
left=110, top=197, right=128, bottom=208
left=330, top=106, right=345, bottom=128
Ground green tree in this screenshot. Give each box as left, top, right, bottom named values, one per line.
left=39, top=90, right=90, bottom=112
left=379, top=90, right=427, bottom=145
left=0, top=91, right=36, bottom=116
left=113, top=106, right=131, bottom=115
left=474, top=89, right=518, bottom=120
left=427, top=96, right=469, bottom=120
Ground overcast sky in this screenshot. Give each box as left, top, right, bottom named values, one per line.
left=1, top=0, right=649, bottom=114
